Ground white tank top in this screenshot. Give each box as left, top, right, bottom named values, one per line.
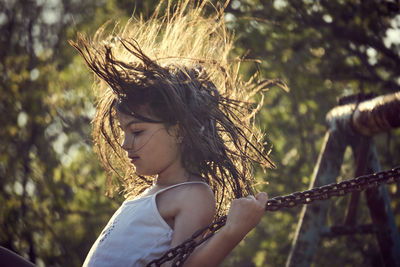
left=83, top=181, right=207, bottom=267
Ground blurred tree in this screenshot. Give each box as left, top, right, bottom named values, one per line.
left=222, top=0, right=400, bottom=266
left=0, top=0, right=132, bottom=265
left=1, top=0, right=399, bottom=266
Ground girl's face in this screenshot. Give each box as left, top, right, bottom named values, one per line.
left=117, top=109, right=183, bottom=179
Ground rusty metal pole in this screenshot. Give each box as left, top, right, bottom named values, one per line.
left=343, top=138, right=369, bottom=225
left=286, top=92, right=400, bottom=267
left=350, top=136, right=400, bottom=266
left=285, top=113, right=350, bottom=267
left=343, top=91, right=400, bottom=266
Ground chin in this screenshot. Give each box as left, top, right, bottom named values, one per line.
left=134, top=167, right=156, bottom=177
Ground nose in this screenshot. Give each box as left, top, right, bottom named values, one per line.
left=121, top=134, right=135, bottom=151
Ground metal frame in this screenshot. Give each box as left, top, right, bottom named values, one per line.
left=286, top=92, right=400, bottom=267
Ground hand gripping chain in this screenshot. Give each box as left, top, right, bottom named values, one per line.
left=147, top=166, right=400, bottom=267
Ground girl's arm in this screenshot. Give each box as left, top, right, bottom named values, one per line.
left=185, top=192, right=268, bottom=266
left=166, top=188, right=268, bottom=267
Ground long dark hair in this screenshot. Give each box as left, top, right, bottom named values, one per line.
left=70, top=0, right=275, bottom=214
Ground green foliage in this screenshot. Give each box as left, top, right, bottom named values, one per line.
left=0, top=0, right=127, bottom=265
left=0, top=0, right=399, bottom=266
left=222, top=0, right=400, bottom=266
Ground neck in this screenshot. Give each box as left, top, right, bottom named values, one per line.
left=154, top=167, right=189, bottom=187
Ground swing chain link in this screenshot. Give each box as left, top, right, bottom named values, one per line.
left=147, top=166, right=400, bottom=267
left=265, top=166, right=400, bottom=211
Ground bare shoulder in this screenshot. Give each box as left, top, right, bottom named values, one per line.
left=169, top=183, right=216, bottom=247
left=180, top=183, right=215, bottom=208
left=174, top=183, right=215, bottom=221
left=156, top=182, right=215, bottom=224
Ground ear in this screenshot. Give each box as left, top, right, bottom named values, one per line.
left=177, top=136, right=184, bottom=144
left=171, top=123, right=184, bottom=144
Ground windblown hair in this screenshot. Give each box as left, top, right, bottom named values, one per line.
left=70, top=0, right=275, bottom=213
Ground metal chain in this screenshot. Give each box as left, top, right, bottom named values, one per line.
left=147, top=166, right=400, bottom=267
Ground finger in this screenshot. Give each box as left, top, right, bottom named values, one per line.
left=255, top=192, right=268, bottom=204
left=246, top=195, right=256, bottom=200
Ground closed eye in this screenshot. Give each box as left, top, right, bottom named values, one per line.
left=131, top=130, right=143, bottom=136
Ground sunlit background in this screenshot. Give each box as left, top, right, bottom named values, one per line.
left=1, top=0, right=399, bottom=266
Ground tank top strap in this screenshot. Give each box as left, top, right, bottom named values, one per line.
left=154, top=181, right=209, bottom=197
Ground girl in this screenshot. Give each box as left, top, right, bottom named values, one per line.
left=71, top=0, right=274, bottom=266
